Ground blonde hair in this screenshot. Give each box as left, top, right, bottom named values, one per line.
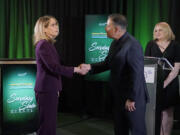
left=33, top=15, right=59, bottom=45
left=153, top=22, right=175, bottom=41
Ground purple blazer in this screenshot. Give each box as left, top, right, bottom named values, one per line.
left=34, top=40, right=74, bottom=93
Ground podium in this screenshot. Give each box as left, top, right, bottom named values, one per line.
left=0, top=59, right=38, bottom=135
left=144, top=57, right=173, bottom=135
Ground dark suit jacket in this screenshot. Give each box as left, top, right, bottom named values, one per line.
left=34, top=40, right=74, bottom=93
left=91, top=32, right=149, bottom=106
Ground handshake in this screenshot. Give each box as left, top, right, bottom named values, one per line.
left=74, top=64, right=91, bottom=75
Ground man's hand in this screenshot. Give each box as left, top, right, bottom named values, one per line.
left=125, top=99, right=136, bottom=112
left=74, top=64, right=91, bottom=75
left=79, top=64, right=91, bottom=71
left=79, top=63, right=91, bottom=75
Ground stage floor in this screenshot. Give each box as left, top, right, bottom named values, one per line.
left=25, top=112, right=180, bottom=135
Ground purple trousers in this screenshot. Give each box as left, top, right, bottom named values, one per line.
left=35, top=92, right=58, bottom=135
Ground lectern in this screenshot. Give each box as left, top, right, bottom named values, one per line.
left=144, top=56, right=173, bottom=135
left=0, top=59, right=38, bottom=135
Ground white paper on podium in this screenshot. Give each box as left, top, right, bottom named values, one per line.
left=144, top=67, right=155, bottom=83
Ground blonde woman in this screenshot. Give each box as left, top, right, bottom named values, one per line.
left=33, top=15, right=87, bottom=135
left=145, top=22, right=180, bottom=135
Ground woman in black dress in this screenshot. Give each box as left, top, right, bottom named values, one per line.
left=145, top=22, right=180, bottom=135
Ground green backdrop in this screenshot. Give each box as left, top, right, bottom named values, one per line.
left=85, top=15, right=111, bottom=81
left=0, top=0, right=169, bottom=58
left=2, top=65, right=38, bottom=133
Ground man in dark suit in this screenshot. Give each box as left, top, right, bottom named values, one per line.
left=81, top=14, right=149, bottom=135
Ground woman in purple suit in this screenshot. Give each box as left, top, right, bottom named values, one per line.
left=33, top=15, right=86, bottom=135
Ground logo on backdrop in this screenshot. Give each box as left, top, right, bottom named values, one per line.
left=98, top=22, right=107, bottom=26
left=9, top=83, right=33, bottom=89
left=91, top=33, right=107, bottom=38
left=88, top=42, right=109, bottom=62
left=7, top=93, right=36, bottom=114
left=17, top=72, right=27, bottom=77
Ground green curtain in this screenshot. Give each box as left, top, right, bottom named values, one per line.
left=127, top=0, right=169, bottom=51
left=0, top=0, right=170, bottom=58
left=0, top=0, right=6, bottom=58
left=0, top=0, right=45, bottom=58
